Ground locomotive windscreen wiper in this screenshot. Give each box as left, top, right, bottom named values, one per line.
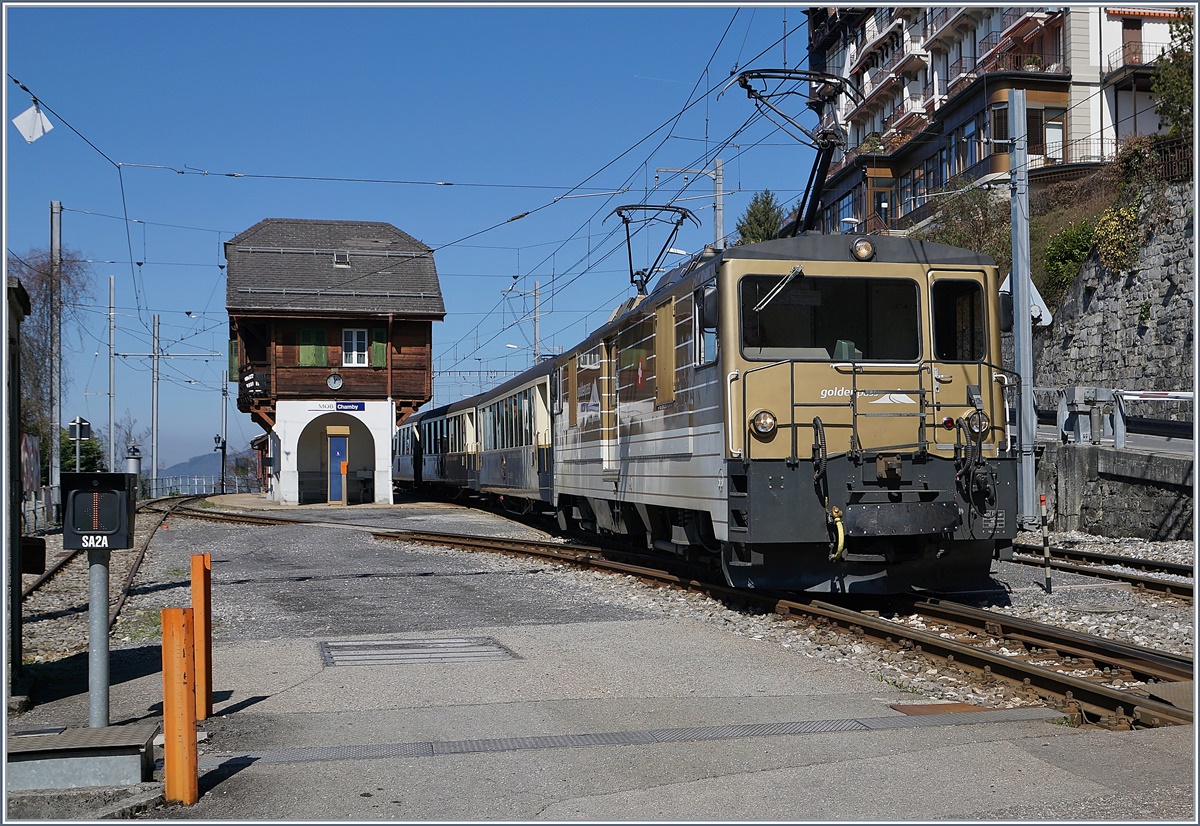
left=752, top=264, right=804, bottom=313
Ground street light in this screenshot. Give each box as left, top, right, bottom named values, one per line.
left=213, top=434, right=227, bottom=495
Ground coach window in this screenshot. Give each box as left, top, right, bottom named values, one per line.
left=694, top=284, right=718, bottom=367
left=568, top=356, right=579, bottom=426
left=932, top=279, right=985, bottom=361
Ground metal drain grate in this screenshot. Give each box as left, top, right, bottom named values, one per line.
left=319, top=637, right=519, bottom=667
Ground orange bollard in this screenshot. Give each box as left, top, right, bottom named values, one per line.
left=191, top=553, right=213, bottom=720
left=161, top=607, right=199, bottom=805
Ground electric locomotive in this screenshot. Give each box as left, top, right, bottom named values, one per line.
left=549, top=232, right=1017, bottom=593
left=396, top=232, right=1019, bottom=595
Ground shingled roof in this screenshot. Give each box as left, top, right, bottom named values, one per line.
left=225, top=218, right=444, bottom=317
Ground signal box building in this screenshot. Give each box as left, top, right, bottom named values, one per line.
left=226, top=218, right=444, bottom=504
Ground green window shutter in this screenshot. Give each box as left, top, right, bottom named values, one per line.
left=228, top=339, right=239, bottom=375
left=299, top=328, right=327, bottom=367
left=370, top=328, right=387, bottom=367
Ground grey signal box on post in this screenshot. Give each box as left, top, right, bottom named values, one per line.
left=61, top=473, right=137, bottom=550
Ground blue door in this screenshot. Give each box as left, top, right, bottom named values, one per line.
left=328, top=435, right=348, bottom=503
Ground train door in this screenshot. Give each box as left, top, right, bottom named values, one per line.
left=929, top=273, right=996, bottom=437
left=601, top=336, right=619, bottom=479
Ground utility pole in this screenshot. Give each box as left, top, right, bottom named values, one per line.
left=108, top=276, right=115, bottom=472
left=221, top=369, right=228, bottom=494
left=533, top=281, right=540, bottom=362
left=1009, top=89, right=1038, bottom=530
left=654, top=159, right=726, bottom=249
left=502, top=280, right=542, bottom=364
left=49, top=201, right=62, bottom=517
left=152, top=315, right=159, bottom=491
left=116, top=326, right=222, bottom=494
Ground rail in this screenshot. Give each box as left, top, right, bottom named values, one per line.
left=20, top=476, right=262, bottom=531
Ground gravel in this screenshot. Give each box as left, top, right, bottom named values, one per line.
left=11, top=509, right=1195, bottom=716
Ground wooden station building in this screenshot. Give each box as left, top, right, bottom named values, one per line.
left=226, top=218, right=444, bottom=504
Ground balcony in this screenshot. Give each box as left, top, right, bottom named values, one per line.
left=977, top=51, right=1067, bottom=75
left=847, top=71, right=904, bottom=123
left=947, top=57, right=978, bottom=97
left=851, top=13, right=904, bottom=75
left=894, top=47, right=929, bottom=77
left=884, top=98, right=928, bottom=137
left=1106, top=41, right=1170, bottom=72
left=925, top=7, right=971, bottom=49
left=1002, top=9, right=1050, bottom=43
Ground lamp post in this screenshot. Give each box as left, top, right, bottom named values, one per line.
left=213, top=434, right=227, bottom=495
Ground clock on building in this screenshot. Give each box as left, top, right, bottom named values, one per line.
left=326, top=373, right=343, bottom=390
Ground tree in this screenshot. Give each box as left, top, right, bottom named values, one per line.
left=1152, top=8, right=1194, bottom=139
left=735, top=190, right=786, bottom=244
left=908, top=183, right=1012, bottom=276
left=110, top=410, right=152, bottom=470
left=58, top=427, right=106, bottom=473
left=6, top=247, right=94, bottom=479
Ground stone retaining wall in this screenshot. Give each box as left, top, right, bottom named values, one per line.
left=1035, top=442, right=1193, bottom=539
left=1032, top=180, right=1194, bottom=422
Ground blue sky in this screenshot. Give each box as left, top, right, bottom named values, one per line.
left=5, top=3, right=815, bottom=468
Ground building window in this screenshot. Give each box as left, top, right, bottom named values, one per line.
left=343, top=328, right=369, bottom=367
left=990, top=103, right=1009, bottom=146
left=333, top=251, right=351, bottom=268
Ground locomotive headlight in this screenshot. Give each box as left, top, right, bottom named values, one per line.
left=966, top=410, right=991, bottom=436
left=751, top=409, right=778, bottom=436
left=851, top=238, right=875, bottom=261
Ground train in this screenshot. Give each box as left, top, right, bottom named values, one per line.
left=394, top=232, right=1019, bottom=594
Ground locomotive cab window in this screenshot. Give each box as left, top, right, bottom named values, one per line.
left=740, top=275, right=919, bottom=361
left=932, top=280, right=985, bottom=361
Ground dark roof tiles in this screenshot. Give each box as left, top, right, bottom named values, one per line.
left=225, top=218, right=445, bottom=316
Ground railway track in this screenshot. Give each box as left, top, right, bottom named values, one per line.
left=1011, top=542, right=1193, bottom=600
left=21, top=496, right=202, bottom=629
left=771, top=598, right=1192, bottom=730
left=171, top=503, right=1192, bottom=731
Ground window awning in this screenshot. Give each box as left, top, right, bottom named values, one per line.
left=1106, top=7, right=1183, bottom=18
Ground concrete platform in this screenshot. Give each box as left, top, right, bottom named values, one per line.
left=8, top=502, right=1196, bottom=820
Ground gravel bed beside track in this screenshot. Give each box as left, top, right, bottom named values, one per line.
left=11, top=510, right=1194, bottom=716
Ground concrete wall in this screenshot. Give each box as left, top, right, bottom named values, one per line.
left=1036, top=442, right=1193, bottom=539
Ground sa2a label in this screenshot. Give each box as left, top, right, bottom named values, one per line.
left=80, top=535, right=111, bottom=548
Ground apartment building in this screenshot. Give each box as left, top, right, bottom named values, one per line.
left=805, top=6, right=1178, bottom=234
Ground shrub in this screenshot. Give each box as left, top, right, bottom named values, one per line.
left=1093, top=205, right=1142, bottom=273
left=1042, top=221, right=1096, bottom=302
